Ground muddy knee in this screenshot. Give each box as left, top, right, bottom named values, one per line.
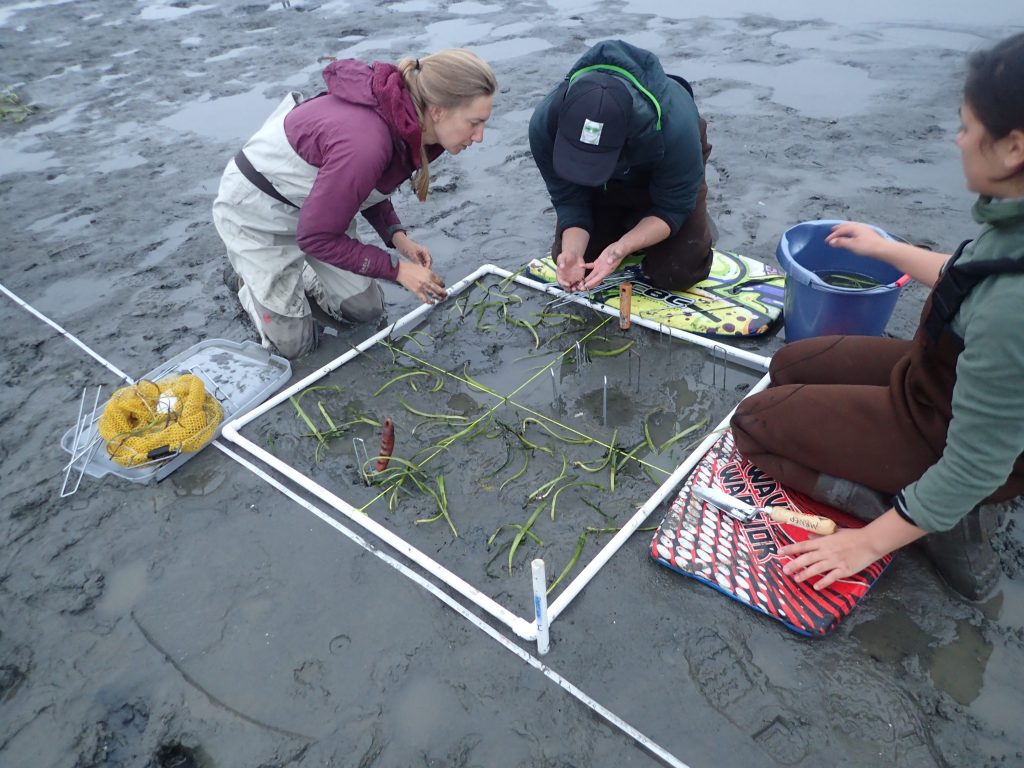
left=338, top=282, right=386, bottom=324
left=263, top=314, right=318, bottom=360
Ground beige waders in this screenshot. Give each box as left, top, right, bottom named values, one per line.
left=213, top=93, right=387, bottom=359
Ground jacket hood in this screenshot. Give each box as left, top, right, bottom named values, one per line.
left=568, top=40, right=673, bottom=105
left=972, top=195, right=1024, bottom=228
left=320, top=58, right=424, bottom=170
left=322, top=58, right=378, bottom=106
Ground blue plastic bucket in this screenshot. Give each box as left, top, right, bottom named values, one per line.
left=776, top=220, right=905, bottom=342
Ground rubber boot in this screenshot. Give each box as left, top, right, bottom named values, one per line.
left=221, top=264, right=243, bottom=293
left=810, top=473, right=890, bottom=521
left=918, top=506, right=1001, bottom=602
left=221, top=265, right=265, bottom=348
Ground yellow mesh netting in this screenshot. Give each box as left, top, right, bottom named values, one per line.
left=97, top=374, right=223, bottom=467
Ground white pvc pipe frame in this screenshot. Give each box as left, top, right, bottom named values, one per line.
left=221, top=264, right=772, bottom=647
left=3, top=276, right=697, bottom=767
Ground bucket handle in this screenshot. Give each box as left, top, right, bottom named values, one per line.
left=895, top=274, right=911, bottom=288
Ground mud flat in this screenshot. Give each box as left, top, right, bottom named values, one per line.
left=1, top=1, right=1022, bottom=766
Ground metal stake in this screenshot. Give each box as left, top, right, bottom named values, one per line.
left=602, top=375, right=608, bottom=426
left=352, top=437, right=371, bottom=485
left=628, top=347, right=642, bottom=393
left=60, top=385, right=103, bottom=498
left=711, top=345, right=728, bottom=389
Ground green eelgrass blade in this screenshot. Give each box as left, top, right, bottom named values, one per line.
left=508, top=500, right=546, bottom=573
left=546, top=526, right=619, bottom=595
left=487, top=523, right=543, bottom=548
left=643, top=418, right=657, bottom=454
left=615, top=439, right=648, bottom=471
left=586, top=339, right=635, bottom=357
left=581, top=497, right=612, bottom=520
left=290, top=396, right=325, bottom=446
left=526, top=453, right=569, bottom=502
left=498, top=265, right=528, bottom=292
left=658, top=418, right=709, bottom=453
left=397, top=396, right=468, bottom=422
left=573, top=429, right=617, bottom=473
left=521, top=416, right=592, bottom=446
left=548, top=481, right=603, bottom=521
left=373, top=370, right=432, bottom=397
left=480, top=439, right=515, bottom=482
left=499, top=452, right=530, bottom=491
left=535, top=311, right=585, bottom=325
left=508, top=317, right=540, bottom=349
left=317, top=401, right=337, bottom=432
left=459, top=362, right=500, bottom=397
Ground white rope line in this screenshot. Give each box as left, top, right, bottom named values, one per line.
left=1, top=281, right=133, bottom=383
left=6, top=282, right=693, bottom=768
left=213, top=440, right=692, bottom=768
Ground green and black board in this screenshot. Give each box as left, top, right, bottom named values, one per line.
left=526, top=249, right=784, bottom=337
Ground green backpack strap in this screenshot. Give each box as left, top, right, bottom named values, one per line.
left=568, top=64, right=662, bottom=130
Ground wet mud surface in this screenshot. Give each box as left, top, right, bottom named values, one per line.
left=2, top=2, right=1024, bottom=766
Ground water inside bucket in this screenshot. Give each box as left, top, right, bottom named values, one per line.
left=814, top=269, right=883, bottom=290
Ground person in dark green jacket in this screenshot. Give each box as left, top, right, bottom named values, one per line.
left=529, top=40, right=713, bottom=293
left=732, top=32, right=1024, bottom=601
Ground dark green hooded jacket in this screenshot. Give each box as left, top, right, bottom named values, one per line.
left=899, top=195, right=1024, bottom=531
left=528, top=39, right=704, bottom=235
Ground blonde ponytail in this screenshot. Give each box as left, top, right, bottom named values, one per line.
left=398, top=49, right=497, bottom=201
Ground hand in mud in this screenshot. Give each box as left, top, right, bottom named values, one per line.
left=825, top=222, right=889, bottom=260
left=397, top=261, right=447, bottom=305
left=581, top=241, right=627, bottom=291
left=394, top=232, right=432, bottom=269
left=555, top=250, right=586, bottom=291
left=778, top=527, right=884, bottom=591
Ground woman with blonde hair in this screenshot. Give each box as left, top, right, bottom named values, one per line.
left=213, top=49, right=496, bottom=359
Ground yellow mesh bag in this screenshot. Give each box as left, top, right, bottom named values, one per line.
left=97, top=374, right=223, bottom=467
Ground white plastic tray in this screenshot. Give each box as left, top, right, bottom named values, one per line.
left=60, top=339, right=290, bottom=483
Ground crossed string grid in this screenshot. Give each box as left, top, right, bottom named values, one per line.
left=236, top=270, right=758, bottom=626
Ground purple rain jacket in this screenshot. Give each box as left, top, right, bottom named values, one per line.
left=284, top=59, right=443, bottom=280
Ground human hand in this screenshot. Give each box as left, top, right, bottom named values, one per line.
left=394, top=232, right=432, bottom=268
left=825, top=222, right=889, bottom=260
left=555, top=250, right=586, bottom=291
left=396, top=261, right=447, bottom=305
left=581, top=241, right=627, bottom=291
left=778, top=527, right=885, bottom=591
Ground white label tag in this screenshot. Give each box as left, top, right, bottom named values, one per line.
left=580, top=118, right=603, bottom=145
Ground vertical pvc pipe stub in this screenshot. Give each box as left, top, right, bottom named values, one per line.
left=532, top=559, right=550, bottom=655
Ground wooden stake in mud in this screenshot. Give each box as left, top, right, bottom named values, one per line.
left=376, top=417, right=395, bottom=472
left=618, top=282, right=633, bottom=330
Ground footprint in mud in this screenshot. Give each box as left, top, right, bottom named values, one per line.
left=820, top=664, right=941, bottom=767
left=685, top=627, right=810, bottom=765
left=154, top=742, right=201, bottom=768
